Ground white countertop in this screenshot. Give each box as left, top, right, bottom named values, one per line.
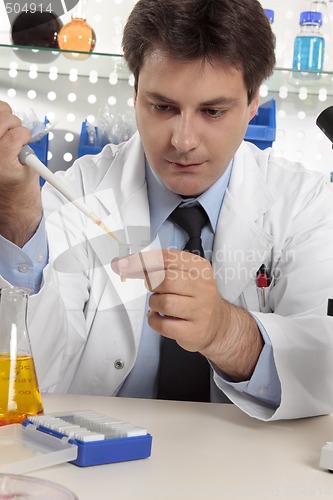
left=24, top=393, right=333, bottom=499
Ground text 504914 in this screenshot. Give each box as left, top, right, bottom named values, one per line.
left=5, top=3, right=53, bottom=14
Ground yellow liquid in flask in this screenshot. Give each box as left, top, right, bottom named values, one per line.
left=0, top=354, right=44, bottom=425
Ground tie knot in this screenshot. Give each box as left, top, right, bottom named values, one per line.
left=169, top=204, right=208, bottom=239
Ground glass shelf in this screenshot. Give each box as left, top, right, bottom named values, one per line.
left=0, top=43, right=130, bottom=80
left=0, top=43, right=333, bottom=94
left=267, top=66, right=333, bottom=96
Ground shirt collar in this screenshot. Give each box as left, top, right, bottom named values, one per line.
left=146, top=160, right=233, bottom=239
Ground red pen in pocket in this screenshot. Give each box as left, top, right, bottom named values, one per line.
left=256, top=265, right=270, bottom=311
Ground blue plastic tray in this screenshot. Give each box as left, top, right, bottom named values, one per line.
left=244, top=98, right=276, bottom=150
left=22, top=412, right=152, bottom=468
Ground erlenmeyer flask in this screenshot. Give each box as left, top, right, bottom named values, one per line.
left=0, top=287, right=43, bottom=425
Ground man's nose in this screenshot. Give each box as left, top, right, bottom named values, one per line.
left=170, top=113, right=200, bottom=153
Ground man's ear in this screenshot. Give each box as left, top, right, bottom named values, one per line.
left=133, top=89, right=138, bottom=109
left=249, top=90, right=260, bottom=121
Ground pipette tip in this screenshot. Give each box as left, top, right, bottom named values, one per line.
left=88, top=212, right=121, bottom=243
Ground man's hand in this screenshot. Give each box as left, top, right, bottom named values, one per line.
left=0, top=101, right=42, bottom=246
left=112, top=248, right=263, bottom=381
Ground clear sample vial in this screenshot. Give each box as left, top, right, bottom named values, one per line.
left=292, top=11, right=325, bottom=78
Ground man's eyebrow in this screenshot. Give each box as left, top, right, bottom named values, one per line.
left=144, top=92, right=239, bottom=106
left=201, top=97, right=239, bottom=106
left=144, top=92, right=178, bottom=104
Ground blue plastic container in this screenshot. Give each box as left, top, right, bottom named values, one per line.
left=244, top=99, right=276, bottom=150
left=21, top=412, right=153, bottom=468
left=28, top=119, right=49, bottom=186
left=78, top=121, right=103, bottom=157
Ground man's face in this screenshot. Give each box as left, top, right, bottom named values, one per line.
left=134, top=50, right=259, bottom=197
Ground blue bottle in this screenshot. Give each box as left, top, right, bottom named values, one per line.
left=292, top=11, right=325, bottom=78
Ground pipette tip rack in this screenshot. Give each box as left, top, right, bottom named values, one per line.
left=22, top=410, right=152, bottom=467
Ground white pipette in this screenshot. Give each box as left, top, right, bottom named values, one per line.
left=19, top=144, right=121, bottom=243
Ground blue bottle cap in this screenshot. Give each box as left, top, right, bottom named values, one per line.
left=264, top=9, right=274, bottom=23
left=299, top=11, right=323, bottom=25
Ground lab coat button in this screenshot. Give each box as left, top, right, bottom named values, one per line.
left=114, top=359, right=125, bottom=370
left=258, top=387, right=268, bottom=395
left=18, top=264, right=29, bottom=273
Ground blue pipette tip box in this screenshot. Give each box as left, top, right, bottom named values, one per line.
left=22, top=418, right=153, bottom=467
left=0, top=411, right=152, bottom=474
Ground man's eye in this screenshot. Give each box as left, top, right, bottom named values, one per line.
left=152, top=104, right=173, bottom=112
left=204, top=109, right=225, bottom=118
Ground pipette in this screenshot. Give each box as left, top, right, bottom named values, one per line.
left=19, top=145, right=120, bottom=243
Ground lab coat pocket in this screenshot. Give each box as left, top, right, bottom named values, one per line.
left=241, top=276, right=274, bottom=313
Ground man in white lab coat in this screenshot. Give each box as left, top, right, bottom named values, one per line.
left=0, top=0, right=333, bottom=421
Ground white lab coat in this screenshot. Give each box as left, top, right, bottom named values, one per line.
left=2, top=132, right=333, bottom=421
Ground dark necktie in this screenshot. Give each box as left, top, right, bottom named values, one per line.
left=157, top=204, right=211, bottom=402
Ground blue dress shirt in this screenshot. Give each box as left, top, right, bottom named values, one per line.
left=118, top=162, right=281, bottom=407
left=0, top=218, right=47, bottom=294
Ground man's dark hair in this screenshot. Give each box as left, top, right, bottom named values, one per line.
left=122, top=0, right=275, bottom=103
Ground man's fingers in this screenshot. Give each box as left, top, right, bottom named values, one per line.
left=111, top=249, right=166, bottom=288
